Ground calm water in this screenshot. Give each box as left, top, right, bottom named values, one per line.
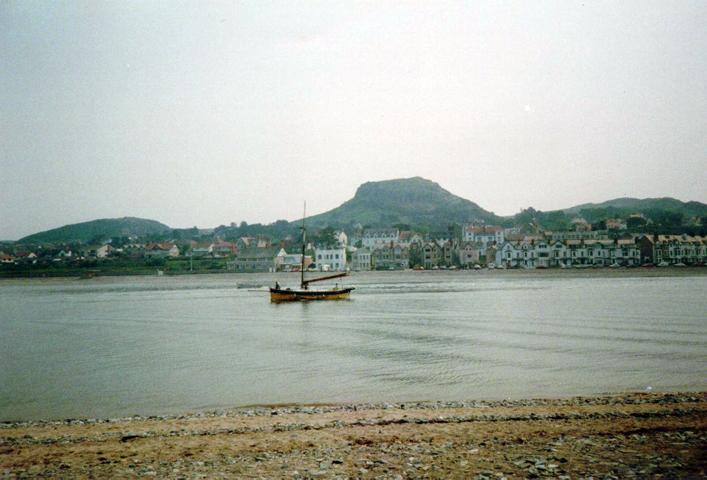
left=1, top=271, right=706, bottom=421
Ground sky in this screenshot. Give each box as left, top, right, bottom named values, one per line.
left=1, top=1, right=706, bottom=240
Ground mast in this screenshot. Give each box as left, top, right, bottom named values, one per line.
left=300, top=202, right=306, bottom=289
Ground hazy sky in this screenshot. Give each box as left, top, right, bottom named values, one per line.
left=2, top=1, right=706, bottom=240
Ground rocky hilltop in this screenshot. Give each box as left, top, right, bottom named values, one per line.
left=305, top=177, right=501, bottom=230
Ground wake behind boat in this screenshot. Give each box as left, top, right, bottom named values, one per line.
left=269, top=203, right=354, bottom=302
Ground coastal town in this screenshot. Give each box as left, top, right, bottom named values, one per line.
left=1, top=214, right=706, bottom=276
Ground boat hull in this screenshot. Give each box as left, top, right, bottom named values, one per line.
left=269, top=287, right=354, bottom=302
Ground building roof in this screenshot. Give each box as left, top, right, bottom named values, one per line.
left=236, top=247, right=279, bottom=260
left=465, top=225, right=503, bottom=233
left=145, top=242, right=176, bottom=251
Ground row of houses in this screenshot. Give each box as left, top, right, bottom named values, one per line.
left=153, top=233, right=707, bottom=272
left=497, top=239, right=640, bottom=268
left=4, top=220, right=705, bottom=272
left=229, top=245, right=347, bottom=273
left=497, top=234, right=707, bottom=268
left=648, top=234, right=707, bottom=265
left=0, top=243, right=179, bottom=264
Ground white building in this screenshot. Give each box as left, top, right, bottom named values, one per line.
left=314, top=246, right=347, bottom=271
left=463, top=225, right=504, bottom=252
left=334, top=231, right=348, bottom=247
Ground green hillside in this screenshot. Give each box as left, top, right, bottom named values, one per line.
left=564, top=197, right=707, bottom=217
left=514, top=197, right=707, bottom=233
left=20, top=217, right=172, bottom=244
left=304, top=177, right=501, bottom=230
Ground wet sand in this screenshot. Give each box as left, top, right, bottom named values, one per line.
left=2, top=392, right=705, bottom=478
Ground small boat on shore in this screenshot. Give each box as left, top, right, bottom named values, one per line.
left=270, top=203, right=354, bottom=302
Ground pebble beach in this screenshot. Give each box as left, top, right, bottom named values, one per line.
left=2, top=392, right=705, bottom=478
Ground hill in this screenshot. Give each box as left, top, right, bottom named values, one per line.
left=564, top=197, right=707, bottom=217
left=304, top=177, right=501, bottom=230
left=512, top=197, right=707, bottom=233
left=19, top=217, right=172, bottom=244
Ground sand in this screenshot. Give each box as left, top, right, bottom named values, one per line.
left=1, top=392, right=705, bottom=478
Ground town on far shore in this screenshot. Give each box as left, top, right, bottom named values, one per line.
left=1, top=212, right=706, bottom=277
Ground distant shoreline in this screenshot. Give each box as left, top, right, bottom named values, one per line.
left=2, top=265, right=707, bottom=280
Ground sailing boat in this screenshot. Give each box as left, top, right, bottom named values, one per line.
left=269, top=204, right=354, bottom=302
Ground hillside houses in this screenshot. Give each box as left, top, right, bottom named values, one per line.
left=237, top=236, right=271, bottom=250
left=463, top=225, right=504, bottom=246
left=144, top=243, right=180, bottom=258
left=210, top=240, right=237, bottom=257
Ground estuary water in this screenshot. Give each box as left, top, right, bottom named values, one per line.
left=1, top=270, right=706, bottom=421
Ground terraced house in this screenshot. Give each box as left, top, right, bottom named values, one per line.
left=497, top=239, right=642, bottom=268
left=647, top=234, right=707, bottom=265
left=371, top=245, right=409, bottom=270
left=422, top=240, right=455, bottom=269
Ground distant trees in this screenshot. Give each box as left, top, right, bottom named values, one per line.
left=626, top=216, right=647, bottom=230
left=214, top=219, right=298, bottom=242
left=646, top=209, right=683, bottom=229
left=409, top=245, right=423, bottom=268
left=171, top=227, right=200, bottom=241
left=309, top=226, right=338, bottom=247
left=513, top=208, right=570, bottom=232
left=511, top=206, right=693, bottom=233
left=591, top=220, right=606, bottom=231
left=88, top=234, right=107, bottom=245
